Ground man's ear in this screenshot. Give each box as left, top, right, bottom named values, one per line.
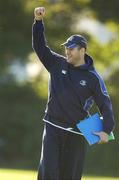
left=80, top=47, right=86, bottom=53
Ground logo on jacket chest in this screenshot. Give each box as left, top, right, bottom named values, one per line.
left=61, top=70, right=67, bottom=74
left=79, top=80, right=87, bottom=86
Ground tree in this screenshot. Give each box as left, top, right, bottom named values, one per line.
left=89, top=0, right=119, bottom=22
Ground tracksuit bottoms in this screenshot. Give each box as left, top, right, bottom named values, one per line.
left=37, top=122, right=87, bottom=180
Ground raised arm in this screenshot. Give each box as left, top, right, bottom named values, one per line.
left=32, top=7, right=63, bottom=72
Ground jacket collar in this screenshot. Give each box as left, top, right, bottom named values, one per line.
left=68, top=53, right=94, bottom=71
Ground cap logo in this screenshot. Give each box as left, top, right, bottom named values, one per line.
left=69, top=36, right=74, bottom=41
left=81, top=40, right=87, bottom=43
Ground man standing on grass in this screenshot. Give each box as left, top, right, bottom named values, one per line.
left=32, top=7, right=115, bottom=180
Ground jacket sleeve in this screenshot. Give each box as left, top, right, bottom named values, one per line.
left=92, top=74, right=115, bottom=134
left=32, top=20, right=62, bottom=72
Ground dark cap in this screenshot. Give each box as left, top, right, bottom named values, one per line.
left=61, top=34, right=87, bottom=49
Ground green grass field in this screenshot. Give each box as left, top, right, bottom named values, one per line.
left=0, top=169, right=119, bottom=180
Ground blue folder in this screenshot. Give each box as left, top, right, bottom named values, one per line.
left=76, top=113, right=114, bottom=145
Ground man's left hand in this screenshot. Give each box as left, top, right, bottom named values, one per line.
left=93, top=131, right=109, bottom=144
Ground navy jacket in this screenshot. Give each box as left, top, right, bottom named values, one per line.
left=32, top=20, right=115, bottom=134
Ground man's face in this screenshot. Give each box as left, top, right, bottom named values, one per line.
left=65, top=46, right=83, bottom=65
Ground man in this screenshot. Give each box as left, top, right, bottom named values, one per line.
left=32, top=7, right=115, bottom=180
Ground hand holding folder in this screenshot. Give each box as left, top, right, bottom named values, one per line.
left=76, top=113, right=115, bottom=145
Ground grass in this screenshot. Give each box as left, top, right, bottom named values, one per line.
left=0, top=169, right=119, bottom=180
left=82, top=177, right=119, bottom=180
left=0, top=169, right=37, bottom=180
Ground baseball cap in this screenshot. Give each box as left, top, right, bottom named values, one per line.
left=61, top=35, right=87, bottom=49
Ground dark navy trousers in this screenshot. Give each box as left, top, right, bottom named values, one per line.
left=38, top=123, right=87, bottom=180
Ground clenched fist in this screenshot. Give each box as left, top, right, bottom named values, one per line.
left=34, top=7, right=45, bottom=21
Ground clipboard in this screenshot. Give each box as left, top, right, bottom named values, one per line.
left=76, top=113, right=115, bottom=145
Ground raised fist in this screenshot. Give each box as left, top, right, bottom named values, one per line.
left=34, top=7, right=45, bottom=21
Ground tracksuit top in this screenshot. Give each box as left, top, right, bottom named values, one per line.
left=32, top=20, right=115, bottom=134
